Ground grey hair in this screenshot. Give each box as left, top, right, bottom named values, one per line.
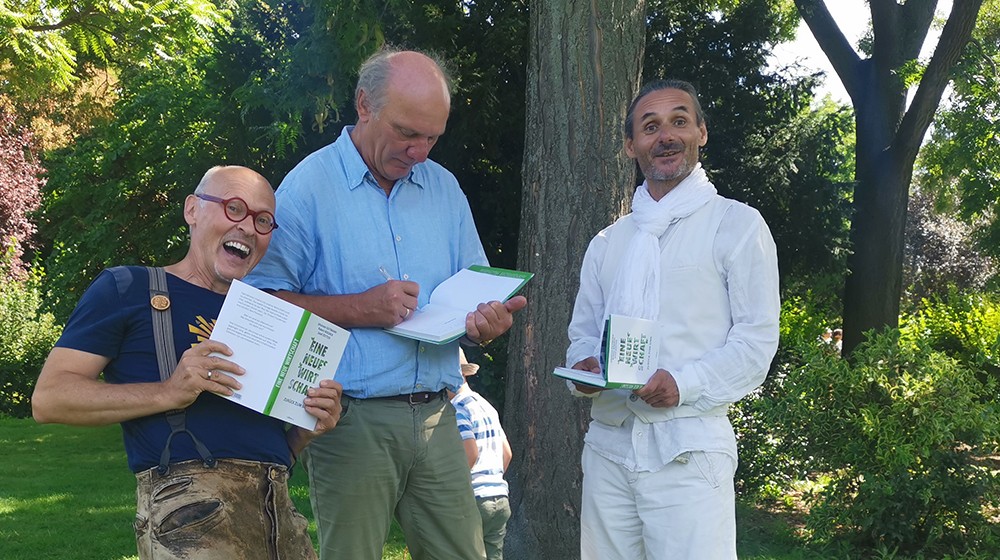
left=354, top=46, right=453, bottom=116
left=624, top=79, right=706, bottom=139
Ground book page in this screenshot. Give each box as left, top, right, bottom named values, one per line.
left=552, top=367, right=607, bottom=388
left=385, top=303, right=467, bottom=344
left=385, top=266, right=532, bottom=344
left=428, top=268, right=528, bottom=310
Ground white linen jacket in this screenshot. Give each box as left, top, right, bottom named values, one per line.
left=567, top=194, right=780, bottom=432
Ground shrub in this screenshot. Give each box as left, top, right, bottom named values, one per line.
left=765, top=328, right=1000, bottom=556
left=734, top=289, right=843, bottom=498
left=901, top=290, right=1000, bottom=384
left=0, top=255, right=62, bottom=417
left=0, top=109, right=45, bottom=278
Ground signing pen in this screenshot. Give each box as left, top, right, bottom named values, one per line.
left=378, top=265, right=395, bottom=281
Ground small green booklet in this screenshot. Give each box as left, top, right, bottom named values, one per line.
left=553, top=314, right=660, bottom=390
left=385, top=265, right=533, bottom=345
left=210, top=280, right=351, bottom=430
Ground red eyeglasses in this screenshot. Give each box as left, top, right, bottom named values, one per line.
left=195, top=193, right=279, bottom=235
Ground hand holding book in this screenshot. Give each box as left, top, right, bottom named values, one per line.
left=465, top=295, right=529, bottom=345
left=385, top=266, right=533, bottom=345
left=566, top=356, right=605, bottom=395
left=553, top=315, right=661, bottom=390
left=631, top=370, right=680, bottom=407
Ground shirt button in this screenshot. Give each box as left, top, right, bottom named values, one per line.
left=629, top=394, right=638, bottom=402
left=637, top=431, right=643, bottom=437
left=396, top=235, right=402, bottom=241
left=420, top=346, right=426, bottom=353
left=403, top=274, right=410, bottom=280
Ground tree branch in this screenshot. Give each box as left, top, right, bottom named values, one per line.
left=22, top=9, right=97, bottom=33
left=794, top=0, right=862, bottom=100
left=894, top=0, right=983, bottom=160
left=898, top=0, right=937, bottom=56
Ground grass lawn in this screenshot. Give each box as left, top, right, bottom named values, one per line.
left=2, top=417, right=818, bottom=559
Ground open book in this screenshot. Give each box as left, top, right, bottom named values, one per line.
left=553, top=314, right=660, bottom=390
left=385, top=265, right=533, bottom=344
left=210, top=280, right=350, bottom=430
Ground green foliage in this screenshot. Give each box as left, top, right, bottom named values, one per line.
left=734, top=285, right=843, bottom=498
left=37, top=56, right=223, bottom=320
left=0, top=256, right=61, bottom=418
left=0, top=0, right=228, bottom=108
left=901, top=290, right=1000, bottom=382
left=759, top=314, right=1000, bottom=556
left=230, top=0, right=401, bottom=146
left=917, top=0, right=1000, bottom=263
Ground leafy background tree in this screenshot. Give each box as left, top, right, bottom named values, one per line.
left=917, top=0, right=1000, bottom=261
left=795, top=0, right=986, bottom=355
left=0, top=0, right=225, bottom=110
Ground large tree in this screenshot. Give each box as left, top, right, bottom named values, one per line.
left=794, top=0, right=985, bottom=354
left=501, top=1, right=646, bottom=558
left=0, top=0, right=224, bottom=107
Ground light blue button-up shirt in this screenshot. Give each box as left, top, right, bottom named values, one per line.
left=245, top=126, right=488, bottom=398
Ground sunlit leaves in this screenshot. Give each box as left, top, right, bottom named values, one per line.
left=0, top=0, right=228, bottom=106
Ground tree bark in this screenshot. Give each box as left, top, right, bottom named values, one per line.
left=795, top=0, right=983, bottom=355
left=502, top=0, right=646, bottom=558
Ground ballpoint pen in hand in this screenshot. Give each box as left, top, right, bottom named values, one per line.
left=378, top=265, right=395, bottom=281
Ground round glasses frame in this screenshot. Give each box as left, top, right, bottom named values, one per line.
left=195, top=193, right=279, bottom=235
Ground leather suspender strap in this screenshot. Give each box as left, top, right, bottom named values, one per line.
left=147, top=267, right=216, bottom=475
left=147, top=267, right=177, bottom=381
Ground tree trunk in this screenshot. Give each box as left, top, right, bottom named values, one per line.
left=502, top=1, right=646, bottom=558
left=841, top=58, right=909, bottom=355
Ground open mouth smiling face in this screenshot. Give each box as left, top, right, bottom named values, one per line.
left=223, top=239, right=251, bottom=260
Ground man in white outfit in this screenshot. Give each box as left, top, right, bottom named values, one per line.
left=565, top=79, right=780, bottom=559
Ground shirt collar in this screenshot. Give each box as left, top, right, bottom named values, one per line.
left=337, top=126, right=425, bottom=192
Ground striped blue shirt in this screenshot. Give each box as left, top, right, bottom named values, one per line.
left=452, top=389, right=509, bottom=498
left=245, top=126, right=488, bottom=398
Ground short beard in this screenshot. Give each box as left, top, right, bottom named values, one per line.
left=645, top=156, right=696, bottom=183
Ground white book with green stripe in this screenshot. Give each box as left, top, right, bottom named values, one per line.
left=210, top=279, right=350, bottom=430
left=385, top=265, right=534, bottom=345
left=553, top=314, right=660, bottom=390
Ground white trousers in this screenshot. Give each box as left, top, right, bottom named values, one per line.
left=580, top=446, right=737, bottom=560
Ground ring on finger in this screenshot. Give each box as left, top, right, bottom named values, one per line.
left=404, top=307, right=411, bottom=318
left=207, top=371, right=213, bottom=380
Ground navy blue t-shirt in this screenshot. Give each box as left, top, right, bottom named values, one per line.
left=56, top=266, right=292, bottom=473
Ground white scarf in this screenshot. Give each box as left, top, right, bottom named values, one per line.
left=605, top=164, right=717, bottom=320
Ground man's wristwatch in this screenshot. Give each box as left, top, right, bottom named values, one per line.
left=460, top=335, right=493, bottom=347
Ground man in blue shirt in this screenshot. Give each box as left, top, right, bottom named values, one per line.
left=245, top=48, right=527, bottom=560
left=33, top=165, right=344, bottom=559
